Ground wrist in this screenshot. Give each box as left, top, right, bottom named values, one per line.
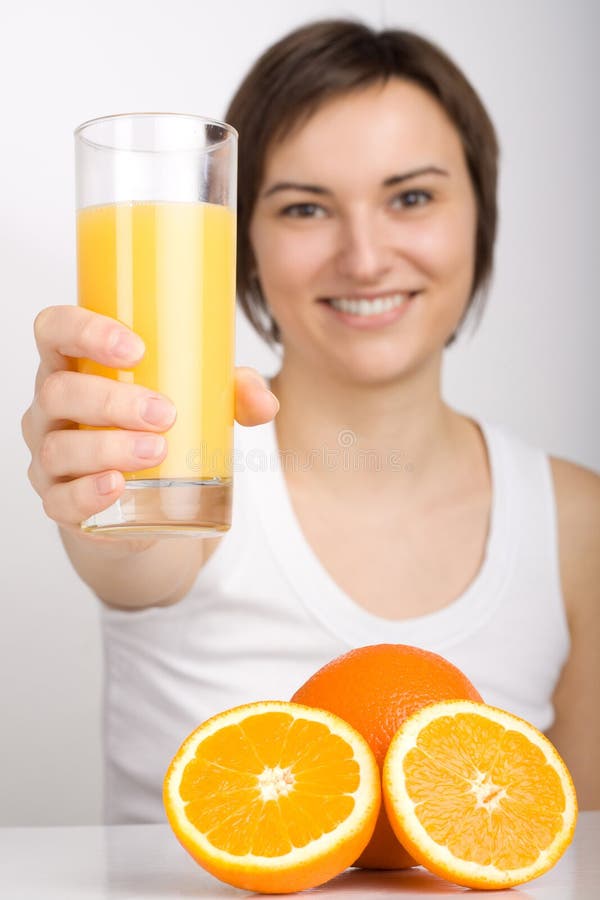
left=59, top=525, right=159, bottom=560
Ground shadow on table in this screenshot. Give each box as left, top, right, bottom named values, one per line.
left=250, top=866, right=535, bottom=898
left=102, top=828, right=534, bottom=898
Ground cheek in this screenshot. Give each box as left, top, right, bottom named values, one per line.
left=252, top=224, right=329, bottom=296
left=406, top=192, right=477, bottom=296
left=414, top=213, right=476, bottom=287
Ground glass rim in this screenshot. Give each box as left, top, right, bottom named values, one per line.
left=74, top=111, right=238, bottom=152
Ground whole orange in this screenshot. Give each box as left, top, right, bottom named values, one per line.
left=291, top=643, right=482, bottom=869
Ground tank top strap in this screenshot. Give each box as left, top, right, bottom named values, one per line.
left=479, top=421, right=568, bottom=648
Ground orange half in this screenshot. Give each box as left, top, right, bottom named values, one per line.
left=383, top=700, right=577, bottom=889
left=164, top=701, right=381, bottom=893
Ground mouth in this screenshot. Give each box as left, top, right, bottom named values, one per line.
left=319, top=291, right=420, bottom=322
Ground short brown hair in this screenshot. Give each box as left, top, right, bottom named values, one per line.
left=225, top=19, right=499, bottom=345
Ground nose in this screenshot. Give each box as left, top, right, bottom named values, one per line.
left=335, top=210, right=393, bottom=283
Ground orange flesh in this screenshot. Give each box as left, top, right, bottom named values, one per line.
left=180, top=712, right=360, bottom=857
left=403, top=713, right=567, bottom=869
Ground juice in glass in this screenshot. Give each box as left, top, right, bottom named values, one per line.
left=74, top=113, right=237, bottom=536
left=77, top=200, right=235, bottom=485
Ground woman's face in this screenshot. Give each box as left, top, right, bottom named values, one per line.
left=249, top=78, right=478, bottom=384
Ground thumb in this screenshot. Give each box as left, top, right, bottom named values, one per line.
left=234, top=367, right=279, bottom=426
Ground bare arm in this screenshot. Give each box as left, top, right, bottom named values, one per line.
left=546, top=458, right=600, bottom=809
left=58, top=529, right=216, bottom=610
left=22, top=306, right=278, bottom=610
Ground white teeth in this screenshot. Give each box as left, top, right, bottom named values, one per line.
left=329, top=294, right=410, bottom=316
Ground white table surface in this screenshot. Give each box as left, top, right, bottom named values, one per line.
left=0, top=812, right=598, bottom=899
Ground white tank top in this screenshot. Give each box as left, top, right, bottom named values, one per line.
left=100, top=420, right=569, bottom=824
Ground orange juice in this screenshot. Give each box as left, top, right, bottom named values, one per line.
left=77, top=201, right=235, bottom=485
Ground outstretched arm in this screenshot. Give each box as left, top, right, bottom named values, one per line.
left=22, top=305, right=279, bottom=610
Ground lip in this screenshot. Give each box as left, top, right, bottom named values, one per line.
left=318, top=291, right=420, bottom=330
left=320, top=289, right=420, bottom=302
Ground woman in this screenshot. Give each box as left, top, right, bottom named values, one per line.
left=21, top=20, right=599, bottom=824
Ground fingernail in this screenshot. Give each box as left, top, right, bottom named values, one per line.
left=109, top=330, right=145, bottom=360
left=247, top=371, right=269, bottom=391
left=141, top=396, right=176, bottom=427
left=268, top=391, right=280, bottom=413
left=134, top=435, right=166, bottom=459
left=96, top=472, right=119, bottom=495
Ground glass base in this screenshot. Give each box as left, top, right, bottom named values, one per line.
left=80, top=478, right=232, bottom=537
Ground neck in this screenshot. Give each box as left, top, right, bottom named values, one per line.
left=270, top=350, right=458, bottom=489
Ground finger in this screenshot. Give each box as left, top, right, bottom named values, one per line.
left=42, top=470, right=125, bottom=527
left=21, top=406, right=34, bottom=451
left=235, top=367, right=279, bottom=426
left=34, top=305, right=145, bottom=375
left=38, top=429, right=168, bottom=479
left=37, top=370, right=176, bottom=430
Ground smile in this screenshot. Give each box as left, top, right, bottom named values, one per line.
left=325, top=292, right=418, bottom=317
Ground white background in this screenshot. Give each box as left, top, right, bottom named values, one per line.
left=1, top=0, right=598, bottom=825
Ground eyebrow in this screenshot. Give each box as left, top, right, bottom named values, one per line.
left=261, top=166, right=449, bottom=198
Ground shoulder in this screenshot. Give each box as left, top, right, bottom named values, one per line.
left=550, top=456, right=600, bottom=620
left=550, top=456, right=600, bottom=532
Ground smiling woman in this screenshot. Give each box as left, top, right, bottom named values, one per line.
left=246, top=79, right=478, bottom=383
left=23, top=18, right=600, bottom=831
left=228, top=21, right=498, bottom=349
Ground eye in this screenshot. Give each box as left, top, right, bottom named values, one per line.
left=280, top=202, right=328, bottom=219
left=390, top=189, right=432, bottom=209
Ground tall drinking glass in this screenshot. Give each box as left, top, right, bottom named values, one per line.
left=75, top=113, right=237, bottom=536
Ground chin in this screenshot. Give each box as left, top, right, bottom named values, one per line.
left=326, top=346, right=431, bottom=387
left=310, top=311, right=457, bottom=386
